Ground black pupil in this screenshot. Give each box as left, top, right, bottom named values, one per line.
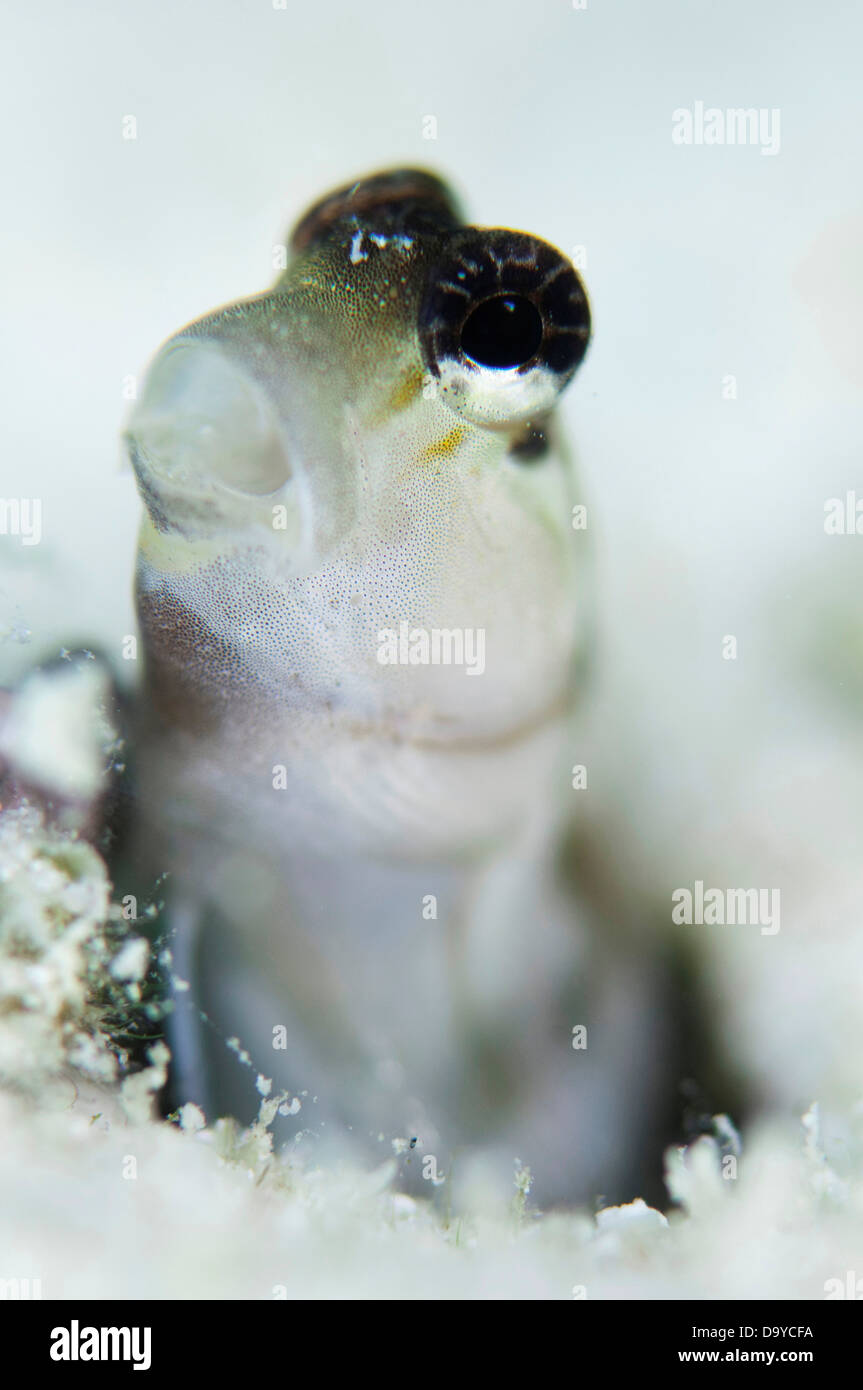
left=460, top=294, right=544, bottom=369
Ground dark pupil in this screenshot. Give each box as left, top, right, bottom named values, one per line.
left=460, top=295, right=543, bottom=369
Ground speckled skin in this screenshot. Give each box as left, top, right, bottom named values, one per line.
left=126, top=171, right=655, bottom=1205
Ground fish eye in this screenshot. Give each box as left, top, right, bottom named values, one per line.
left=460, top=294, right=544, bottom=369
left=419, top=229, right=590, bottom=426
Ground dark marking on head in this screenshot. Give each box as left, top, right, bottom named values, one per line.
left=125, top=438, right=173, bottom=535
left=508, top=421, right=550, bottom=463
left=290, top=168, right=462, bottom=255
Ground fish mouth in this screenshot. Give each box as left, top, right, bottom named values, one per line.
left=340, top=688, right=574, bottom=755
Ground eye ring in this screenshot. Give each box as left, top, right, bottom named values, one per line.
left=419, top=229, right=590, bottom=425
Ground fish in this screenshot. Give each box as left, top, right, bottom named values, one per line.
left=124, top=168, right=653, bottom=1205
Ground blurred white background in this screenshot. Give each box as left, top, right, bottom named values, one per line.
left=2, top=0, right=863, bottom=1131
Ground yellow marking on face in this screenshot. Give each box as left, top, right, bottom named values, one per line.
left=374, top=364, right=425, bottom=421
left=419, top=425, right=466, bottom=462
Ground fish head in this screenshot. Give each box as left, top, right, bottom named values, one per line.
left=126, top=169, right=591, bottom=750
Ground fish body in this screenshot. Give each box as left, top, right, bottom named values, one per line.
left=126, top=170, right=648, bottom=1202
